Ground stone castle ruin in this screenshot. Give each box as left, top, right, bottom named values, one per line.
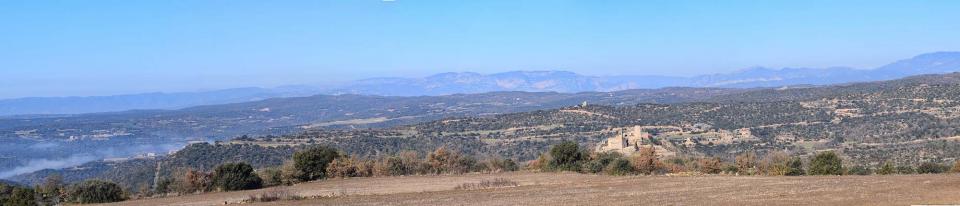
left=594, top=126, right=675, bottom=157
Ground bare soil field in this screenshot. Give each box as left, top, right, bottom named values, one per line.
left=100, top=172, right=960, bottom=206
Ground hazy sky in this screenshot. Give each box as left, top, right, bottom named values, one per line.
left=2, top=0, right=960, bottom=98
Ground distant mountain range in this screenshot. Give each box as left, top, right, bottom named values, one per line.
left=332, top=52, right=960, bottom=95
left=2, top=51, right=959, bottom=116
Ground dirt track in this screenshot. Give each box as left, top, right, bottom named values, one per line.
left=100, top=172, right=960, bottom=206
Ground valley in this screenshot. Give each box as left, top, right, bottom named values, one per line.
left=12, top=72, right=960, bottom=192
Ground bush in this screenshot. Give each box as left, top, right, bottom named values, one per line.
left=154, top=178, right=173, bottom=195
left=243, top=188, right=303, bottom=203
left=876, top=161, right=896, bottom=175
left=846, top=165, right=871, bottom=175
left=398, top=151, right=426, bottom=175
left=3, top=187, right=37, bottom=206
left=917, top=162, right=948, bottom=174
left=547, top=141, right=584, bottom=171
left=326, top=157, right=360, bottom=178
left=292, top=146, right=340, bottom=181
left=39, top=174, right=63, bottom=202
left=735, top=152, right=757, bottom=175
left=69, top=180, right=127, bottom=204
left=952, top=161, right=960, bottom=173
left=280, top=160, right=304, bottom=185
left=759, top=152, right=790, bottom=175
left=258, top=168, right=284, bottom=187
left=175, top=169, right=212, bottom=194
left=382, top=156, right=406, bottom=176
left=605, top=158, right=634, bottom=176
left=426, top=147, right=476, bottom=174
left=631, top=146, right=661, bottom=174
left=722, top=164, right=739, bottom=174
left=896, top=165, right=915, bottom=174
left=785, top=157, right=805, bottom=176
left=808, top=152, right=842, bottom=175
left=661, top=158, right=692, bottom=173
left=581, top=152, right=621, bottom=174
left=211, top=163, right=263, bottom=191
left=698, top=157, right=723, bottom=174
left=453, top=178, right=519, bottom=190
left=482, top=157, right=519, bottom=173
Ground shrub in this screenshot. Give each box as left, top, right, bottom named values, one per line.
left=785, top=157, right=805, bottom=176
left=722, top=164, right=739, bottom=174
left=952, top=161, right=960, bottom=173
left=698, top=157, right=723, bottom=174
left=211, top=163, right=263, bottom=191
left=876, top=161, right=896, bottom=175
left=581, top=152, right=621, bottom=174
left=661, top=158, right=692, bottom=173
left=369, top=156, right=395, bottom=177
left=808, top=152, right=842, bottom=175
left=547, top=141, right=584, bottom=171
left=605, top=158, right=634, bottom=176
left=354, top=159, right=377, bottom=177
left=631, top=146, right=661, bottom=174
left=451, top=155, right=478, bottom=174
left=917, top=162, right=948, bottom=174
left=326, top=157, right=359, bottom=178
left=895, top=165, right=915, bottom=174
left=398, top=151, right=425, bottom=175
left=528, top=153, right=551, bottom=171
left=482, top=157, right=519, bottom=173
left=426, top=147, right=453, bottom=174
left=279, top=160, right=303, bottom=185
left=759, top=151, right=790, bottom=176
left=69, top=180, right=127, bottom=204
left=258, top=168, right=284, bottom=187
left=39, top=174, right=63, bottom=198
left=453, top=178, right=519, bottom=190
left=154, top=178, right=173, bottom=195
left=4, top=187, right=37, bottom=206
left=292, top=146, right=340, bottom=181
left=175, top=169, right=212, bottom=194
left=243, top=188, right=303, bottom=203
left=425, top=147, right=477, bottom=174
left=735, top=152, right=757, bottom=175
left=846, top=165, right=871, bottom=175
left=383, top=156, right=406, bottom=176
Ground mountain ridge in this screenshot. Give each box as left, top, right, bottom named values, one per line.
left=2, top=52, right=959, bottom=116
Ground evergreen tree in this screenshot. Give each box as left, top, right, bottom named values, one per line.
left=292, top=146, right=340, bottom=181
left=211, top=162, right=263, bottom=191
left=808, top=152, right=843, bottom=175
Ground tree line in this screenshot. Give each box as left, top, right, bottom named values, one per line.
left=532, top=141, right=960, bottom=176
left=7, top=140, right=959, bottom=205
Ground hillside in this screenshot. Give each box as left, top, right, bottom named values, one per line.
left=243, top=73, right=960, bottom=166
left=16, top=72, right=960, bottom=190
left=0, top=87, right=744, bottom=178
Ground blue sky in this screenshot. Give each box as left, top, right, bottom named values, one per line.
left=2, top=0, right=959, bottom=98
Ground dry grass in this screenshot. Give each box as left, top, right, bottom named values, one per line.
left=453, top=178, right=519, bottom=190
left=97, top=172, right=960, bottom=206
left=242, top=188, right=304, bottom=203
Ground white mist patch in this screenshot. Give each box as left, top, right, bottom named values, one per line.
left=0, top=154, right=97, bottom=178
left=0, top=142, right=186, bottom=179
